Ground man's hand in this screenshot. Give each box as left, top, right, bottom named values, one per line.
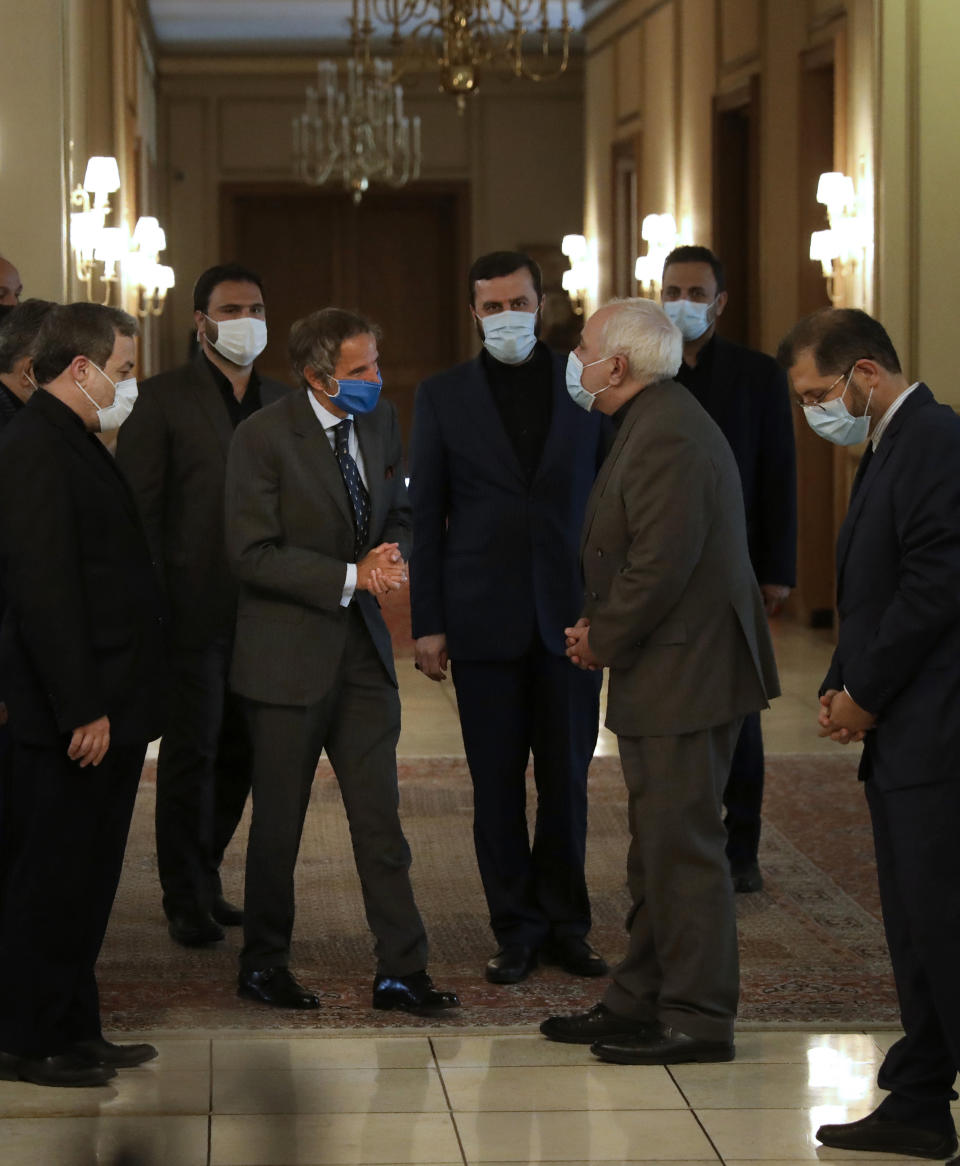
left=415, top=634, right=448, bottom=681
left=0, top=701, right=7, bottom=727
left=68, top=715, right=111, bottom=767
left=357, top=543, right=408, bottom=596
left=818, top=688, right=874, bottom=744
left=760, top=583, right=791, bottom=617
left=564, top=618, right=601, bottom=671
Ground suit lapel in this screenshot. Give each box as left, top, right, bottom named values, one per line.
left=189, top=355, right=236, bottom=458
left=836, top=383, right=932, bottom=583
left=355, top=407, right=385, bottom=552
left=534, top=351, right=576, bottom=487
left=290, top=391, right=354, bottom=529
left=579, top=386, right=652, bottom=557
left=460, top=357, right=527, bottom=487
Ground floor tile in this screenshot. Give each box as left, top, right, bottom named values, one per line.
left=866, top=1030, right=903, bottom=1054
left=0, top=1070, right=210, bottom=1118
left=211, top=1036, right=433, bottom=1071
left=696, top=1106, right=881, bottom=1160
left=730, top=1031, right=884, bottom=1065
left=671, top=1061, right=880, bottom=1110
left=211, top=1112, right=461, bottom=1164
left=214, top=1066, right=447, bottom=1113
left=432, top=1035, right=608, bottom=1067
left=140, top=1038, right=211, bottom=1070
left=0, top=1116, right=209, bottom=1165
left=723, top=1162, right=939, bottom=1165
left=441, top=1064, right=685, bottom=1111
left=454, top=1109, right=714, bottom=1161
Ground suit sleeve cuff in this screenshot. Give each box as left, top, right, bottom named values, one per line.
left=341, top=563, right=357, bottom=607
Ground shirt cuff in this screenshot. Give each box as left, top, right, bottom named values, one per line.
left=341, top=563, right=358, bottom=607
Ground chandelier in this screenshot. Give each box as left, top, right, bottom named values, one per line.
left=351, top=0, right=572, bottom=111
left=293, top=57, right=422, bottom=203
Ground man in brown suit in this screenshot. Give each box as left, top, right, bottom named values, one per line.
left=541, top=298, right=779, bottom=1064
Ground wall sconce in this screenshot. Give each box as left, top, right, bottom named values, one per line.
left=561, top=233, right=591, bottom=315
left=68, top=155, right=175, bottom=315
left=809, top=171, right=870, bottom=304
left=634, top=213, right=679, bottom=297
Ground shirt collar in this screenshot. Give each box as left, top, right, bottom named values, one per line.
left=871, top=382, right=919, bottom=450
left=306, top=387, right=352, bottom=430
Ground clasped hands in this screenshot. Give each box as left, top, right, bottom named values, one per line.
left=564, top=617, right=601, bottom=671
left=818, top=688, right=876, bottom=745
left=357, top=542, right=408, bottom=596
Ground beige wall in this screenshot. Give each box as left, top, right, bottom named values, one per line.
left=155, top=59, right=584, bottom=367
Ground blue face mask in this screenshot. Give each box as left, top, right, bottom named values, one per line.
left=326, top=373, right=382, bottom=415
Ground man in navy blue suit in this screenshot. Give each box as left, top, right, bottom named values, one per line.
left=780, top=307, right=960, bottom=1161
left=661, top=246, right=797, bottom=893
left=409, top=251, right=608, bottom=985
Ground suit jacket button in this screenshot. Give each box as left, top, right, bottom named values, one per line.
left=590, top=591, right=599, bottom=600
left=596, top=548, right=604, bottom=557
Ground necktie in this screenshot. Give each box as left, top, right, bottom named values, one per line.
left=333, top=419, right=370, bottom=559
left=849, top=442, right=874, bottom=501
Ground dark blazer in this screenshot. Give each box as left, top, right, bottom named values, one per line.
left=821, top=383, right=960, bottom=791
left=409, top=347, right=606, bottom=659
left=684, top=336, right=797, bottom=587
left=581, top=380, right=779, bottom=737
left=226, top=390, right=410, bottom=706
left=0, top=390, right=166, bottom=746
left=116, top=354, right=290, bottom=648
left=0, top=384, right=22, bottom=706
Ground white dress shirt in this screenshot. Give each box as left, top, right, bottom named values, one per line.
left=306, top=391, right=368, bottom=606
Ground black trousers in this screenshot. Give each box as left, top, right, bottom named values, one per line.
left=241, top=606, right=427, bottom=975
left=866, top=774, right=960, bottom=1128
left=723, top=710, right=764, bottom=869
left=0, top=740, right=146, bottom=1058
left=451, top=642, right=601, bottom=948
left=156, top=638, right=251, bottom=916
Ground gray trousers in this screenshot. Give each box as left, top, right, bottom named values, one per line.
left=240, top=607, right=428, bottom=976
left=604, top=719, right=743, bottom=1042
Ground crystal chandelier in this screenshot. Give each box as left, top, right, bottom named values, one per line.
left=293, top=57, right=422, bottom=203
left=352, top=0, right=572, bottom=112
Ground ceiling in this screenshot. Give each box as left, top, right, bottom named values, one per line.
left=147, top=0, right=585, bottom=54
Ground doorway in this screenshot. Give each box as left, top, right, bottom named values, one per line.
left=220, top=182, right=471, bottom=450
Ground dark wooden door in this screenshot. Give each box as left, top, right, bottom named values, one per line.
left=220, top=183, right=470, bottom=453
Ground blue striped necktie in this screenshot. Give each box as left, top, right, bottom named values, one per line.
left=333, top=419, right=370, bottom=559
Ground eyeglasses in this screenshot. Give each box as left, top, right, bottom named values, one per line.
left=795, top=364, right=857, bottom=409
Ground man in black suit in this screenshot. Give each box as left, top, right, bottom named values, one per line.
left=661, top=246, right=797, bottom=893
left=226, top=308, right=458, bottom=1016
left=780, top=308, right=960, bottom=1161
left=0, top=303, right=164, bottom=1087
left=117, top=264, right=289, bottom=947
left=409, top=251, right=608, bottom=985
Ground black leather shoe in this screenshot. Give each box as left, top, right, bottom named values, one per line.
left=237, top=967, right=320, bottom=1009
left=211, top=895, right=244, bottom=926
left=8, top=1051, right=116, bottom=1087
left=540, top=936, right=608, bottom=977
left=540, top=1002, right=651, bottom=1044
left=373, top=970, right=460, bottom=1016
left=816, top=1111, right=957, bottom=1159
left=731, top=860, right=764, bottom=893
left=485, top=945, right=537, bottom=984
left=591, top=1022, right=734, bottom=1064
left=168, top=908, right=225, bottom=947
left=73, top=1038, right=158, bottom=1068
left=0, top=1050, right=20, bottom=1081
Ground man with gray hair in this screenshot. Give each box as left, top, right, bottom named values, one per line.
left=225, top=307, right=458, bottom=1016
left=541, top=298, right=779, bottom=1064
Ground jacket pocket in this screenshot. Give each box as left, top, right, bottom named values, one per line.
left=644, top=620, right=687, bottom=646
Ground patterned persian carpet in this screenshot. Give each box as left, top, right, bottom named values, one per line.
left=99, top=751, right=898, bottom=1033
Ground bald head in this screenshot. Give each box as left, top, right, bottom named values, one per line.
left=0, top=257, right=22, bottom=306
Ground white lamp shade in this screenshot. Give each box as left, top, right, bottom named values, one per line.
left=640, top=214, right=659, bottom=243
left=561, top=233, right=588, bottom=263
left=132, top=216, right=166, bottom=255
left=561, top=268, right=577, bottom=292
left=156, top=265, right=176, bottom=292
left=809, top=229, right=839, bottom=263
left=93, top=226, right=128, bottom=263
left=83, top=156, right=121, bottom=196
left=70, top=210, right=101, bottom=256
left=816, top=172, right=855, bottom=210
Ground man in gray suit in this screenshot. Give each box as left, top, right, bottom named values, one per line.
left=541, top=298, right=779, bottom=1064
left=225, top=308, right=459, bottom=1015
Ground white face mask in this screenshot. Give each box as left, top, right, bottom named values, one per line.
left=565, top=350, right=614, bottom=412
left=478, top=309, right=538, bottom=365
left=803, top=367, right=873, bottom=446
left=74, top=362, right=139, bottom=432
left=663, top=298, right=715, bottom=342
left=204, top=315, right=268, bottom=367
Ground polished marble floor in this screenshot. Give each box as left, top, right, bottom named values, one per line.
left=8, top=618, right=910, bottom=1166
